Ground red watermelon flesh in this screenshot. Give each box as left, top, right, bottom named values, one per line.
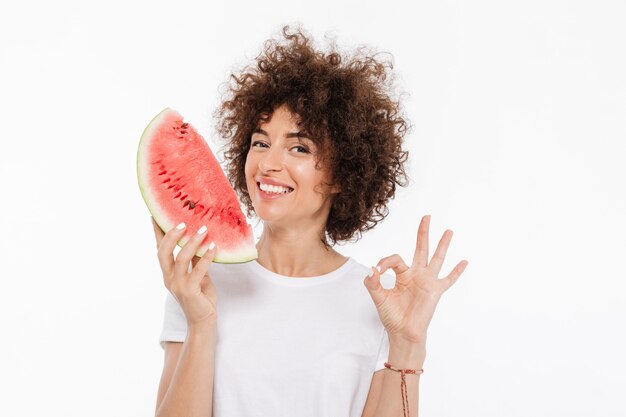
left=137, top=107, right=257, bottom=263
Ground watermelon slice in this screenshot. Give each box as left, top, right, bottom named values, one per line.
left=137, top=107, right=257, bottom=263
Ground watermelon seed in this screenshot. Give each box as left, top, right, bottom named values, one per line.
left=180, top=194, right=188, bottom=200
left=181, top=123, right=189, bottom=128
left=174, top=191, right=181, bottom=198
left=158, top=170, right=167, bottom=175
left=181, top=130, right=187, bottom=134
left=167, top=184, right=175, bottom=189
left=161, top=178, right=171, bottom=183
left=183, top=200, right=196, bottom=209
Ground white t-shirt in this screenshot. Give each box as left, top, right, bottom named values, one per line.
left=159, top=256, right=395, bottom=417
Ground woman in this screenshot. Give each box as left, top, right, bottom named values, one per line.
left=152, top=25, right=468, bottom=417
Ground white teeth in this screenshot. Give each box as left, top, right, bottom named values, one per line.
left=259, top=183, right=293, bottom=194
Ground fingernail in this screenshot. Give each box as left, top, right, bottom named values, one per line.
left=176, top=222, right=186, bottom=230
left=197, top=225, right=207, bottom=235
left=367, top=267, right=375, bottom=278
left=208, top=241, right=215, bottom=250
left=376, top=265, right=382, bottom=273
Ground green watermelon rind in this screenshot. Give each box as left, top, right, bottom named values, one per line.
left=136, top=107, right=258, bottom=264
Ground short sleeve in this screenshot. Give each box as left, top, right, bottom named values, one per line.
left=374, top=328, right=390, bottom=372
left=158, top=291, right=189, bottom=350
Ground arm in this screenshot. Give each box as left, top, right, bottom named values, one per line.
left=363, top=215, right=468, bottom=417
left=155, top=342, right=183, bottom=411
left=371, top=341, right=426, bottom=417
left=155, top=322, right=217, bottom=417
left=361, top=370, right=385, bottom=417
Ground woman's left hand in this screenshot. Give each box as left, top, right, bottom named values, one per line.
left=364, top=214, right=469, bottom=346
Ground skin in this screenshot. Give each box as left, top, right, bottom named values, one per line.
left=365, top=214, right=469, bottom=347
left=244, top=103, right=347, bottom=277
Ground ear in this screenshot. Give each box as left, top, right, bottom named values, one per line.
left=321, top=178, right=341, bottom=195
left=326, top=177, right=341, bottom=194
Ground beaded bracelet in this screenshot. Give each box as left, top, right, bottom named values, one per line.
left=383, top=362, right=424, bottom=417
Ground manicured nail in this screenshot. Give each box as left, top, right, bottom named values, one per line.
left=208, top=241, right=215, bottom=250
left=367, top=267, right=375, bottom=278
left=197, top=225, right=207, bottom=235
left=176, top=222, right=186, bottom=230
left=376, top=265, right=382, bottom=273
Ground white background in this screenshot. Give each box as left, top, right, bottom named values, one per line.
left=1, top=0, right=625, bottom=416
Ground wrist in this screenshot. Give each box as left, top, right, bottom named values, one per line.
left=188, top=318, right=217, bottom=334
left=387, top=340, right=427, bottom=369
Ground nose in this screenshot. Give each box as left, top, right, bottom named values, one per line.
left=258, top=145, right=284, bottom=173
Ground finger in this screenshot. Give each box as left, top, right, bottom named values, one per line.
left=376, top=254, right=410, bottom=276
left=190, top=241, right=217, bottom=288
left=156, top=221, right=187, bottom=280
left=364, top=266, right=387, bottom=307
left=428, top=229, right=453, bottom=274
left=173, top=225, right=209, bottom=279
left=151, top=217, right=165, bottom=247
left=191, top=253, right=202, bottom=269
left=412, top=215, right=430, bottom=268
left=441, top=260, right=469, bottom=291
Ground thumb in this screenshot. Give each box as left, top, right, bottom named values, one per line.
left=363, top=266, right=386, bottom=307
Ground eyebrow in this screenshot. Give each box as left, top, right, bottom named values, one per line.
left=252, top=128, right=310, bottom=139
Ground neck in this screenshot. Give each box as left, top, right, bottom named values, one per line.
left=255, top=222, right=346, bottom=277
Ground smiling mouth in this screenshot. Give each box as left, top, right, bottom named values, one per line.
left=256, top=182, right=295, bottom=194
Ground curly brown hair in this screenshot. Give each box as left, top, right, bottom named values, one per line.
left=213, top=24, right=412, bottom=248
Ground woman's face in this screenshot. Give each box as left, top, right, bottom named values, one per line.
left=245, top=104, right=339, bottom=226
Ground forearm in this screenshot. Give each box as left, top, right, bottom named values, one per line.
left=156, top=322, right=217, bottom=417
left=373, top=340, right=426, bottom=417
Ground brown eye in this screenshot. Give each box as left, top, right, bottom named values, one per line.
left=293, top=146, right=309, bottom=153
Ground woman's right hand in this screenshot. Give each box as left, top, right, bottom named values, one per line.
left=151, top=217, right=218, bottom=327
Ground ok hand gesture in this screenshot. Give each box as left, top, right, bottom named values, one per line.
left=364, top=215, right=469, bottom=346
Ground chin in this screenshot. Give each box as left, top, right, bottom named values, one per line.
left=252, top=207, right=285, bottom=223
